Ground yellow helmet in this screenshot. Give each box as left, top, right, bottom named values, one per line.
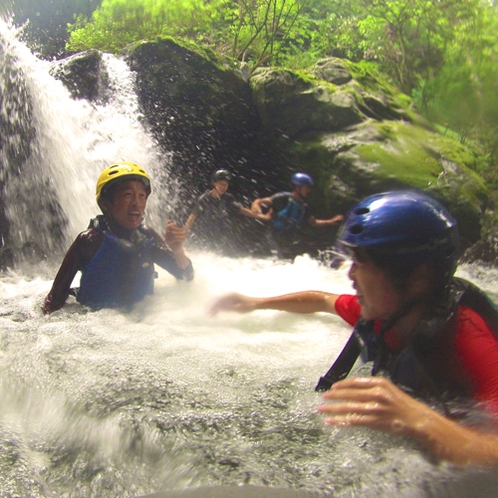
left=96, top=162, right=151, bottom=204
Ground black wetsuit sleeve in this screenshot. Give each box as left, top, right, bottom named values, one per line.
left=225, top=193, right=243, bottom=213
left=148, top=229, right=194, bottom=281
left=191, top=192, right=209, bottom=217
left=43, top=229, right=103, bottom=313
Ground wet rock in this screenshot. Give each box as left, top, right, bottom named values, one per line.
left=50, top=49, right=109, bottom=101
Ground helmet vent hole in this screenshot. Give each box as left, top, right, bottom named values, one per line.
left=355, top=207, right=370, bottom=215
left=350, top=225, right=364, bottom=235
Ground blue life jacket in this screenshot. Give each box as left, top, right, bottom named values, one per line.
left=273, top=195, right=307, bottom=231
left=77, top=230, right=155, bottom=309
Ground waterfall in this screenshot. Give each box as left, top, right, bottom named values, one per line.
left=0, top=20, right=170, bottom=261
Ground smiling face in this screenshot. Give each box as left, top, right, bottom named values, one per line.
left=104, top=179, right=148, bottom=231
left=294, top=184, right=312, bottom=200
left=212, top=179, right=229, bottom=197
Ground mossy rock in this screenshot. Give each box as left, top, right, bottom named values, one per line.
left=250, top=67, right=364, bottom=138
left=287, top=120, right=488, bottom=245
left=124, top=38, right=260, bottom=158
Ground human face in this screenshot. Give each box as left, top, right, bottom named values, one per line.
left=213, top=180, right=229, bottom=197
left=295, top=184, right=312, bottom=199
left=107, top=180, right=148, bottom=231
left=348, top=249, right=400, bottom=321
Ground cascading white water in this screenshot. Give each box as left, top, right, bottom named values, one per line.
left=1, top=19, right=498, bottom=498
left=0, top=20, right=171, bottom=257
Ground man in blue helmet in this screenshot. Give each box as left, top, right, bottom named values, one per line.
left=209, top=190, right=498, bottom=465
left=251, top=172, right=343, bottom=259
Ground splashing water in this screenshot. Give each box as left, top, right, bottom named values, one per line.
left=1, top=19, right=498, bottom=498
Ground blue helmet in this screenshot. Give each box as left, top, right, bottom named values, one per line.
left=290, top=172, right=314, bottom=187
left=338, top=190, right=460, bottom=270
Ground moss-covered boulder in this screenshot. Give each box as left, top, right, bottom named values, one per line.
left=250, top=59, right=416, bottom=138
left=249, top=59, right=488, bottom=246
left=123, top=38, right=268, bottom=187
left=288, top=120, right=487, bottom=245
left=250, top=67, right=364, bottom=138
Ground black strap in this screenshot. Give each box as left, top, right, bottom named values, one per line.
left=315, top=332, right=362, bottom=391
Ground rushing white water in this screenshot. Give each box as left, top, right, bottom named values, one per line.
left=1, top=19, right=498, bottom=498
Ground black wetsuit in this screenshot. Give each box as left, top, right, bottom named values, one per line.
left=189, top=191, right=243, bottom=254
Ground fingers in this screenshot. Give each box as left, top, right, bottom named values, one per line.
left=318, top=377, right=417, bottom=433
left=164, top=220, right=186, bottom=247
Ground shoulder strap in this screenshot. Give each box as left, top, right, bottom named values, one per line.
left=315, top=332, right=362, bottom=391
left=453, top=277, right=498, bottom=337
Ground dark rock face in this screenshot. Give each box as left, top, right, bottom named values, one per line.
left=123, top=39, right=276, bottom=200
left=462, top=211, right=498, bottom=265
left=45, top=41, right=492, bottom=256
left=50, top=49, right=108, bottom=101
left=0, top=38, right=36, bottom=256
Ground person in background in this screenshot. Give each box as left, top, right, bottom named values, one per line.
left=184, top=169, right=270, bottom=255
left=251, top=172, right=343, bottom=259
left=210, top=190, right=498, bottom=465
left=43, top=162, right=193, bottom=313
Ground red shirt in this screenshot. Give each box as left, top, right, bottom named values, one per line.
left=335, top=294, right=498, bottom=416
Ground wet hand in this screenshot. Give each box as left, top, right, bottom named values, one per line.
left=208, top=292, right=258, bottom=316
left=259, top=208, right=273, bottom=222
left=318, top=376, right=429, bottom=436
left=164, top=220, right=186, bottom=252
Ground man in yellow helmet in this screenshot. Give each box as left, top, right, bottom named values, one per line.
left=43, top=162, right=193, bottom=313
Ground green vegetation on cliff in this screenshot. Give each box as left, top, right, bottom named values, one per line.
left=62, top=0, right=498, bottom=188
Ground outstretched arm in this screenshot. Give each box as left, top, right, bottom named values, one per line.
left=309, top=214, right=344, bottom=227
left=251, top=197, right=273, bottom=215
left=209, top=291, right=340, bottom=316
left=183, top=213, right=197, bottom=233
left=318, top=376, right=498, bottom=466
left=239, top=206, right=272, bottom=222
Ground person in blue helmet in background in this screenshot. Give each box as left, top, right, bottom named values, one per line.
left=251, top=172, right=343, bottom=259
left=43, top=162, right=193, bottom=313
left=184, top=169, right=270, bottom=255
left=210, top=190, right=498, bottom=465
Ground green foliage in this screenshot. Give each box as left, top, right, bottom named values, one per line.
left=63, top=0, right=498, bottom=188
left=67, top=0, right=224, bottom=54
left=67, top=0, right=315, bottom=70
left=411, top=1, right=498, bottom=179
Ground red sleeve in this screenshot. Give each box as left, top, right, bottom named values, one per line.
left=455, top=305, right=498, bottom=416
left=334, top=294, right=361, bottom=326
